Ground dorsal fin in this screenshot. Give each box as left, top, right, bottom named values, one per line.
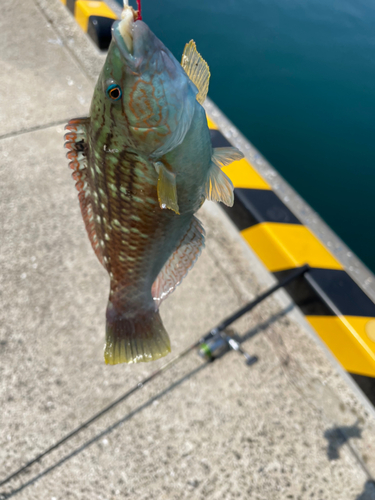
left=64, top=117, right=105, bottom=267
left=151, top=216, right=205, bottom=307
left=181, top=40, right=210, bottom=105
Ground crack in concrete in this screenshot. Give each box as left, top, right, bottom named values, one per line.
left=0, top=120, right=71, bottom=141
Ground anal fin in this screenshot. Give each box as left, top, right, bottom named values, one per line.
left=152, top=216, right=205, bottom=307
left=64, top=118, right=104, bottom=267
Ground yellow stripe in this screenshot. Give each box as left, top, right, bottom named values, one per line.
left=241, top=222, right=343, bottom=272
left=223, top=159, right=271, bottom=190
left=346, top=316, right=375, bottom=355
left=306, top=316, right=375, bottom=377
left=206, top=116, right=219, bottom=130
left=59, top=0, right=67, bottom=5
left=75, top=1, right=117, bottom=33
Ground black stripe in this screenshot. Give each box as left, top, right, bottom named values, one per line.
left=116, top=148, right=130, bottom=203
left=221, top=191, right=259, bottom=231
left=238, top=188, right=301, bottom=226
left=87, top=16, right=115, bottom=51
left=349, top=373, right=375, bottom=406
left=273, top=268, right=333, bottom=315
left=89, top=123, right=107, bottom=249
left=210, top=129, right=232, bottom=148
left=66, top=0, right=77, bottom=14
left=102, top=131, right=113, bottom=223
left=274, top=267, right=375, bottom=317
left=127, top=152, right=136, bottom=203
left=115, top=148, right=136, bottom=211
left=221, top=188, right=301, bottom=231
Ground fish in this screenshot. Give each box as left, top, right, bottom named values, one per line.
left=64, top=2, right=244, bottom=365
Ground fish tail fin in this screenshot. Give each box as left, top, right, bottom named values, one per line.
left=104, top=304, right=171, bottom=365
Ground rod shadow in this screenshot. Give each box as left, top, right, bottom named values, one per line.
left=0, top=363, right=208, bottom=499
left=237, top=304, right=295, bottom=345
left=0, top=305, right=295, bottom=499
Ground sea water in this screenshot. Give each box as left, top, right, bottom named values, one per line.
left=117, top=0, right=375, bottom=273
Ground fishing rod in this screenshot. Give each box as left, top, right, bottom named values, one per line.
left=0, top=264, right=309, bottom=491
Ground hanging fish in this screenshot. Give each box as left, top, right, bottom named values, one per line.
left=64, top=2, right=243, bottom=364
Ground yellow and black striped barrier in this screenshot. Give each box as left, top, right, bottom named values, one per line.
left=208, top=116, right=375, bottom=404
left=60, top=0, right=117, bottom=50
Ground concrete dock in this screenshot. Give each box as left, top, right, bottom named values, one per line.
left=1, top=1, right=375, bottom=498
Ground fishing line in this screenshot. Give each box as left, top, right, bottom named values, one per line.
left=123, top=0, right=142, bottom=20
left=0, top=264, right=309, bottom=490
left=136, top=0, right=142, bottom=20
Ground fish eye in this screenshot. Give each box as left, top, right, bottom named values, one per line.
left=106, top=83, right=122, bottom=101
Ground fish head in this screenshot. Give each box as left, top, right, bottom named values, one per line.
left=93, top=8, right=198, bottom=158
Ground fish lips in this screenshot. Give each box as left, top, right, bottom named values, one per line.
left=112, top=20, right=165, bottom=72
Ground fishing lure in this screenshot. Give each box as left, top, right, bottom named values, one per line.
left=65, top=1, right=243, bottom=364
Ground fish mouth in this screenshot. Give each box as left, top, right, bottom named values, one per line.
left=117, top=4, right=135, bottom=54
left=112, top=8, right=161, bottom=69
left=111, top=3, right=137, bottom=61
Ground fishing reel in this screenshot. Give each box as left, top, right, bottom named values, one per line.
left=198, top=328, right=258, bottom=366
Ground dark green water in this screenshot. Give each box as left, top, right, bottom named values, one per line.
left=118, top=0, right=375, bottom=273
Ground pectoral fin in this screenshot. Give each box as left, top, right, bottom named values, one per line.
left=204, top=147, right=244, bottom=206
left=211, top=147, right=244, bottom=167
left=154, top=161, right=180, bottom=214
left=205, top=163, right=234, bottom=207
left=181, top=40, right=210, bottom=105
left=152, top=216, right=205, bottom=307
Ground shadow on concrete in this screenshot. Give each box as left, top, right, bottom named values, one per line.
left=0, top=305, right=297, bottom=499
left=238, top=304, right=295, bottom=344
left=0, top=363, right=209, bottom=499
left=202, top=304, right=294, bottom=366
left=356, top=480, right=375, bottom=500
left=324, top=422, right=362, bottom=461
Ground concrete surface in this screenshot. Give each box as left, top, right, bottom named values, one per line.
left=0, top=1, right=91, bottom=138
left=1, top=1, right=375, bottom=499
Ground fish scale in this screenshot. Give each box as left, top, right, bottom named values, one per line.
left=91, top=142, right=163, bottom=296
